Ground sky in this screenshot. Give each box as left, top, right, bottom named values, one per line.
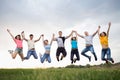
left=0, top=0, right=120, bottom=68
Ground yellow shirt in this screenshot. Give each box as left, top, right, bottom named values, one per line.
left=100, top=36, right=109, bottom=47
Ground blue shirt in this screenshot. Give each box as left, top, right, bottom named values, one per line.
left=44, top=44, right=51, bottom=51
left=71, top=40, right=78, bottom=49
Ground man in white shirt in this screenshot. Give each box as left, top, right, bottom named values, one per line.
left=22, top=32, right=41, bottom=60
left=53, top=31, right=73, bottom=61
left=75, top=27, right=99, bottom=62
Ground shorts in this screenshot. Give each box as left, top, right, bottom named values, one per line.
left=56, top=47, right=67, bottom=57
left=15, top=48, right=23, bottom=54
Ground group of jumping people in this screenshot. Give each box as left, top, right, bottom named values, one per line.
left=7, top=22, right=114, bottom=64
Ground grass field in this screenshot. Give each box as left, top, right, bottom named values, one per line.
left=0, top=63, right=120, bottom=80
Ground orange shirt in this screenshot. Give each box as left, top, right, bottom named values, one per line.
left=100, top=36, right=109, bottom=47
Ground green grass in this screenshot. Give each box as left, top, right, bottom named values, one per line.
left=0, top=67, right=120, bottom=80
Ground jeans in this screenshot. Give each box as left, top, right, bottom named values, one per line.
left=81, top=45, right=97, bottom=60
left=71, top=49, right=80, bottom=61
left=24, top=50, right=38, bottom=59
left=101, top=48, right=113, bottom=61
left=40, top=54, right=51, bottom=63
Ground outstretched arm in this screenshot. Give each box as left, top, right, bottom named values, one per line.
left=50, top=34, right=55, bottom=45
left=107, top=22, right=111, bottom=36
left=41, top=34, right=45, bottom=46
left=7, top=29, right=15, bottom=40
left=92, top=27, right=99, bottom=37
left=75, top=31, right=84, bottom=38
left=21, top=31, right=28, bottom=41
left=35, top=35, right=42, bottom=42
left=98, top=26, right=101, bottom=38
left=65, top=31, right=73, bottom=39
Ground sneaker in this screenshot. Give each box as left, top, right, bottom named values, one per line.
left=89, top=56, right=91, bottom=62
left=57, top=56, right=59, bottom=61
left=71, top=60, right=73, bottom=64
left=111, top=59, right=114, bottom=63
left=105, top=60, right=108, bottom=64
left=60, top=56, right=64, bottom=60
left=39, top=53, right=42, bottom=58
left=73, top=58, right=77, bottom=63
left=8, top=50, right=13, bottom=54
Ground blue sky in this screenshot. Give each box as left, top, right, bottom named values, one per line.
left=0, top=0, right=120, bottom=68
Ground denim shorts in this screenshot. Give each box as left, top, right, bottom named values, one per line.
left=15, top=48, right=23, bottom=54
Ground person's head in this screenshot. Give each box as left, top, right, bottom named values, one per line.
left=71, top=37, right=77, bottom=41
left=84, top=31, right=89, bottom=36
left=44, top=40, right=49, bottom=45
left=58, top=31, right=62, bottom=37
left=15, top=35, right=21, bottom=40
left=29, top=34, right=34, bottom=40
left=100, top=32, right=107, bottom=37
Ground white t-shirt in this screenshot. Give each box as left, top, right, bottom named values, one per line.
left=56, top=37, right=65, bottom=47
left=27, top=40, right=35, bottom=50
left=84, top=35, right=93, bottom=45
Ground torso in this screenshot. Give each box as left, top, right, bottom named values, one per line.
left=84, top=35, right=93, bottom=46
left=100, top=36, right=109, bottom=49
left=27, top=40, right=35, bottom=50
left=56, top=37, right=65, bottom=47
left=14, top=39, right=23, bottom=48
left=44, top=44, right=51, bottom=54
left=71, top=40, right=78, bottom=49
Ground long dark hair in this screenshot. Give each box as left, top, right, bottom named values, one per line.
left=15, top=35, right=21, bottom=40
left=100, top=32, right=107, bottom=37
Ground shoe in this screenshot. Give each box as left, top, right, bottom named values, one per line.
left=111, top=59, right=114, bottom=63
left=60, top=56, right=64, bottom=60
left=105, top=60, right=108, bottom=64
left=71, top=60, right=73, bottom=64
left=95, top=57, right=97, bottom=61
left=39, top=53, right=42, bottom=58
left=57, top=57, right=59, bottom=61
left=8, top=50, right=13, bottom=54
left=89, top=56, right=91, bottom=62
left=73, top=58, right=77, bottom=63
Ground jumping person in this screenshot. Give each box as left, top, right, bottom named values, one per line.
left=75, top=27, right=99, bottom=62
left=70, top=31, right=80, bottom=64
left=22, top=32, right=41, bottom=60
left=7, top=29, right=24, bottom=61
left=98, top=22, right=114, bottom=64
left=53, top=31, right=73, bottom=61
left=39, top=34, right=54, bottom=63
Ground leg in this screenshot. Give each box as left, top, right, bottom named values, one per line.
left=47, top=55, right=51, bottom=63
left=32, top=50, right=38, bottom=59
left=11, top=52, right=18, bottom=59
left=61, top=48, right=67, bottom=60
left=75, top=49, right=80, bottom=61
left=89, top=46, right=97, bottom=61
left=24, top=50, right=32, bottom=60
left=71, top=49, right=74, bottom=64
left=40, top=54, right=47, bottom=63
left=107, top=48, right=114, bottom=63
left=56, top=48, right=61, bottom=61
left=81, top=47, right=91, bottom=62
left=101, top=49, right=108, bottom=63
left=19, top=53, right=24, bottom=61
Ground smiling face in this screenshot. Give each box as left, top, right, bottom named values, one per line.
left=29, top=34, right=34, bottom=40
left=100, top=32, right=107, bottom=37
left=15, top=35, right=21, bottom=40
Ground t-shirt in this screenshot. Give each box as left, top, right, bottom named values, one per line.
left=56, top=37, right=65, bottom=47
left=71, top=40, right=78, bottom=49
left=100, top=36, right=108, bottom=47
left=14, top=39, right=23, bottom=48
left=27, top=40, right=35, bottom=50
left=44, top=44, right=51, bottom=52
left=84, top=35, right=93, bottom=45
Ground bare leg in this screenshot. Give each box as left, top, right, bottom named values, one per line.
left=18, top=53, right=24, bottom=61
left=11, top=52, right=17, bottom=59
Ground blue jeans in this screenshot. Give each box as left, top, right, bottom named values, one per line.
left=24, top=50, right=38, bottom=59
left=81, top=45, right=97, bottom=61
left=101, top=48, right=113, bottom=61
left=71, top=49, right=80, bottom=61
left=40, top=54, right=51, bottom=63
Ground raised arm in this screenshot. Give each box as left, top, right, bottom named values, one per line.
left=65, top=31, right=73, bottom=39
left=75, top=31, right=84, bottom=38
left=98, top=26, right=101, bottom=37
left=41, top=34, right=45, bottom=46
left=21, top=31, right=28, bottom=41
left=50, top=34, right=55, bottom=45
left=7, top=29, right=15, bottom=40
left=34, top=35, right=42, bottom=42
left=107, top=22, right=111, bottom=36
left=92, top=27, right=99, bottom=37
